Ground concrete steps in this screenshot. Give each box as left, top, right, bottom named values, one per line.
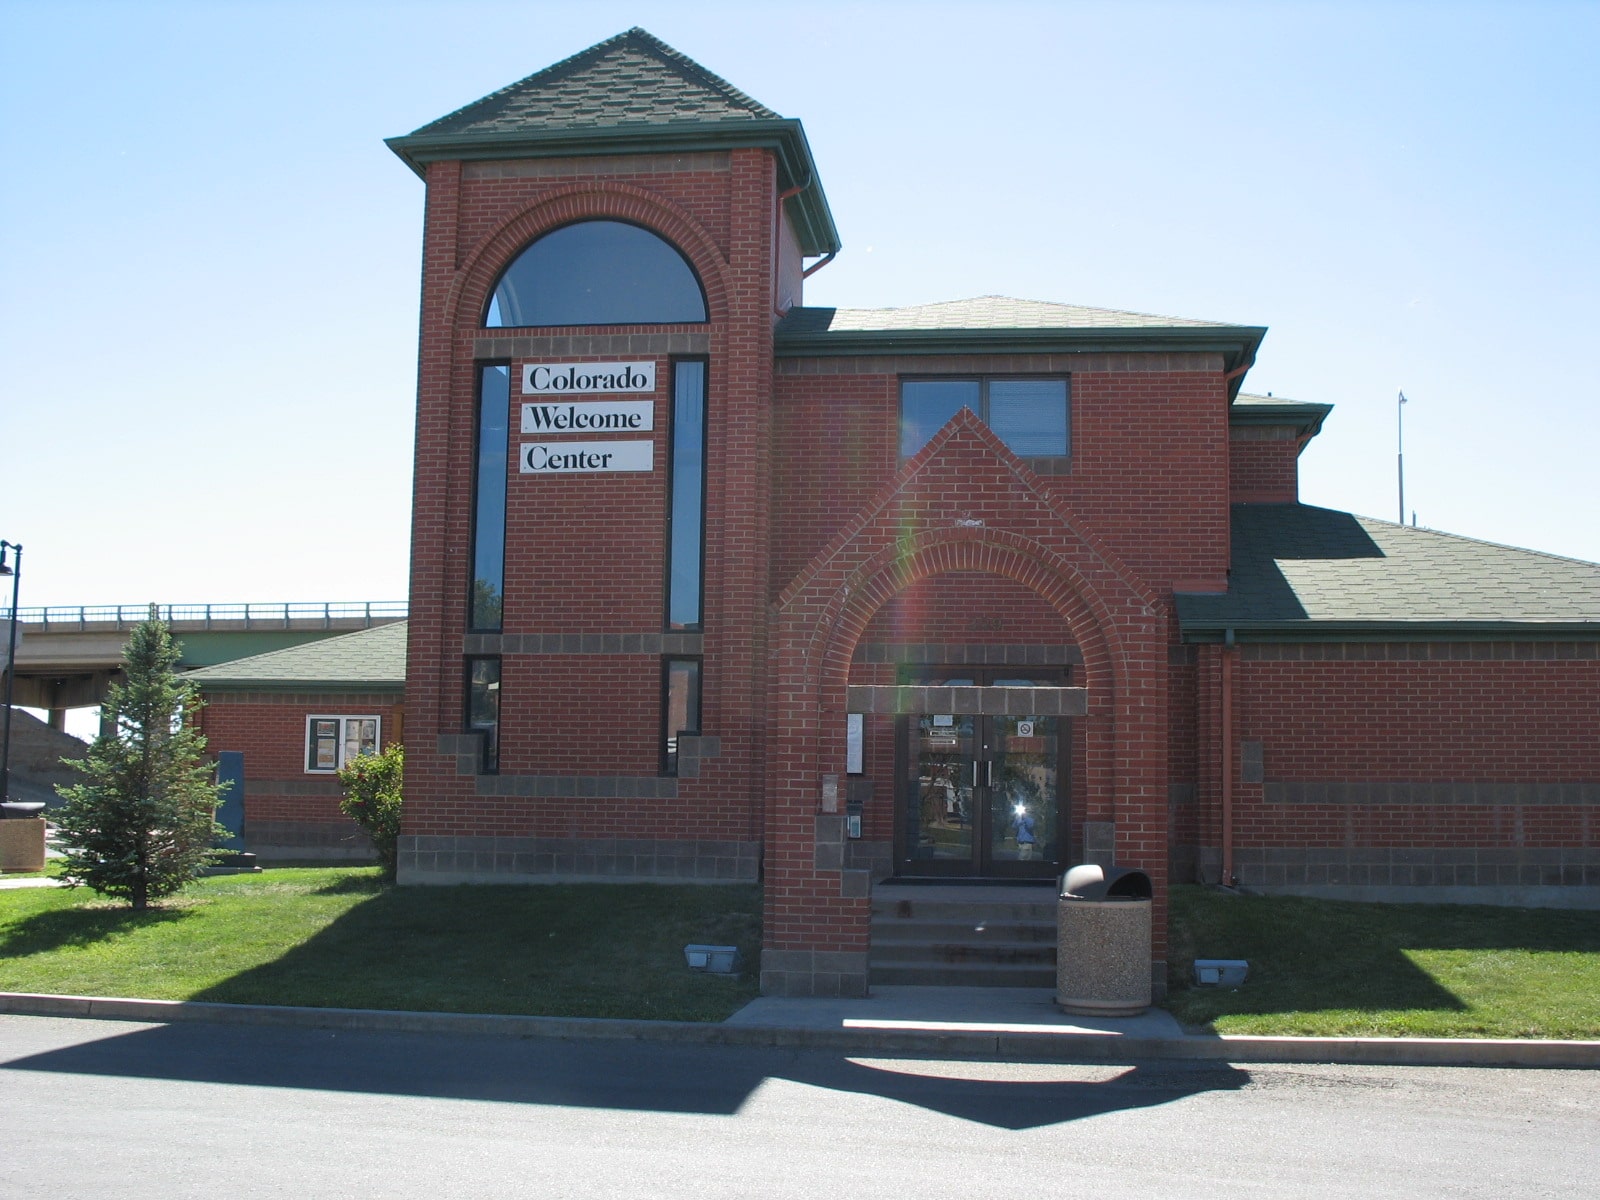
left=869, top=886, right=1059, bottom=988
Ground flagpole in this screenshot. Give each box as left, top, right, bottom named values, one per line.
left=1397, top=391, right=1407, bottom=524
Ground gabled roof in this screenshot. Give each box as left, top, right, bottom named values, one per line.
left=774, top=296, right=1266, bottom=394
left=186, top=621, right=407, bottom=690
left=1178, top=505, right=1600, bottom=638
left=387, top=28, right=839, bottom=256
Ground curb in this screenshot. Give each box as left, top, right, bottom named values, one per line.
left=2, top=992, right=1597, bottom=1068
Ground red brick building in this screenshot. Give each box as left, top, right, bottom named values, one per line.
left=369, top=29, right=1600, bottom=997
left=188, top=622, right=404, bottom=861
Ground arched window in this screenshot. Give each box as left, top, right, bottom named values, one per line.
left=484, top=220, right=708, bottom=327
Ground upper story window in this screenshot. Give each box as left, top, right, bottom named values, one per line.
left=485, top=220, right=708, bottom=327
left=900, top=378, right=1070, bottom=464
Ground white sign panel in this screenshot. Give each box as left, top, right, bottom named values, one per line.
left=521, top=400, right=655, bottom=434
left=521, top=441, right=654, bottom=474
left=521, top=362, right=655, bottom=395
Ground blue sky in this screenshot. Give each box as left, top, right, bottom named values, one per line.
left=2, top=0, right=1597, bottom=613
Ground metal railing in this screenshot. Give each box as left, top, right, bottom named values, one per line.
left=0, top=601, right=408, bottom=631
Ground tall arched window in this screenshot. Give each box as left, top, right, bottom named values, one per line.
left=484, top=220, right=708, bottom=327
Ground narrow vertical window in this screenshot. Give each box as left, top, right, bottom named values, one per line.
left=466, top=657, right=501, bottom=774
left=665, top=359, right=707, bottom=631
left=471, top=364, right=510, bottom=631
left=661, top=658, right=701, bottom=776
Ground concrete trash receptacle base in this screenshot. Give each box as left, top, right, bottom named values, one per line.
left=1056, top=897, right=1152, bottom=1016
left=0, top=818, right=48, bottom=873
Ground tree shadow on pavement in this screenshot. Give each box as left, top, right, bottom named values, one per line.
left=0, top=1019, right=1248, bottom=1130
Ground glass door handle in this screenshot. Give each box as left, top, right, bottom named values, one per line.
left=973, top=760, right=993, bottom=787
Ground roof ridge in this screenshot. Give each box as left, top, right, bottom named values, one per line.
left=1353, top=513, right=1600, bottom=570
left=408, top=27, right=777, bottom=137
left=619, top=27, right=780, bottom=120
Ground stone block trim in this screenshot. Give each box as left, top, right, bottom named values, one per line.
left=245, top=819, right=375, bottom=862
left=474, top=774, right=680, bottom=799
left=1263, top=782, right=1600, bottom=806
left=853, top=642, right=1082, bottom=666
left=846, top=684, right=1087, bottom=716
left=463, top=152, right=732, bottom=181
left=1241, top=641, right=1600, bottom=661
left=759, top=948, right=870, bottom=998
left=673, top=734, right=721, bottom=779
left=1082, top=820, right=1115, bottom=866
left=1240, top=741, right=1264, bottom=784
left=1234, top=845, right=1600, bottom=888
left=774, top=352, right=1225, bottom=376
left=246, top=779, right=346, bottom=797
left=472, top=332, right=713, bottom=359
left=398, top=835, right=759, bottom=883
left=437, top=733, right=486, bottom=777
left=461, top=632, right=704, bottom=655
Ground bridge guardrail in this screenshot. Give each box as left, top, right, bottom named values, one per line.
left=0, top=601, right=408, bottom=631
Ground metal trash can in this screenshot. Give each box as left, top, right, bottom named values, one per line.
left=1056, top=863, right=1153, bottom=1017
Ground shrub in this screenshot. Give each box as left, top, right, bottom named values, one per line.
left=337, top=743, right=403, bottom=880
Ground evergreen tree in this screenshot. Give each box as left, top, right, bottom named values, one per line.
left=54, top=613, right=224, bottom=909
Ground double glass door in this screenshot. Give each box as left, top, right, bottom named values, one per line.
left=896, top=669, right=1065, bottom=879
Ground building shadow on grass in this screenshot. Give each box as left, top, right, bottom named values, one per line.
left=1167, top=889, right=1600, bottom=1026
left=0, top=1018, right=1250, bottom=1129
left=0, top=904, right=190, bottom=956
left=179, top=883, right=764, bottom=1021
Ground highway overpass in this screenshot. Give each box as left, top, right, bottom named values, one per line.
left=2, top=601, right=406, bottom=727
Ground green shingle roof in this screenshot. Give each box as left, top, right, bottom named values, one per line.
left=1178, top=506, right=1600, bottom=637
left=408, top=28, right=781, bottom=137
left=387, top=28, right=839, bottom=256
left=186, top=621, right=407, bottom=690
left=774, top=297, right=1266, bottom=393
left=778, top=296, right=1237, bottom=334
left=1230, top=392, right=1331, bottom=438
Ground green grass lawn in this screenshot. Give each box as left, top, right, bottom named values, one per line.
left=1166, top=885, right=1600, bottom=1039
left=0, top=868, right=761, bottom=1022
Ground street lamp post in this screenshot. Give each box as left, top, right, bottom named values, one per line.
left=1, top=540, right=23, bottom=812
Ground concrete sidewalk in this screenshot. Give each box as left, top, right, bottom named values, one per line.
left=2, top=986, right=1596, bottom=1069
left=728, top=985, right=1185, bottom=1038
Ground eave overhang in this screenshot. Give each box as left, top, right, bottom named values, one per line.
left=1178, top=619, right=1600, bottom=644
left=1228, top=399, right=1332, bottom=442
left=774, top=324, right=1267, bottom=399
left=386, top=118, right=841, bottom=258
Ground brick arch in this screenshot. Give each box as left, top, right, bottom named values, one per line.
left=810, top=526, right=1131, bottom=708
left=761, top=497, right=1171, bottom=997
left=444, top=183, right=732, bottom=331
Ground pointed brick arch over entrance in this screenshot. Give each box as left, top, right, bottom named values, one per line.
left=761, top=412, right=1173, bottom=997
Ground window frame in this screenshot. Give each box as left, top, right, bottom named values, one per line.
left=464, top=656, right=501, bottom=775
left=660, top=657, right=703, bottom=777
left=664, top=356, right=709, bottom=632
left=898, top=375, right=1071, bottom=471
left=483, top=219, right=709, bottom=329
left=468, top=362, right=510, bottom=633
left=304, top=715, right=381, bottom=775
